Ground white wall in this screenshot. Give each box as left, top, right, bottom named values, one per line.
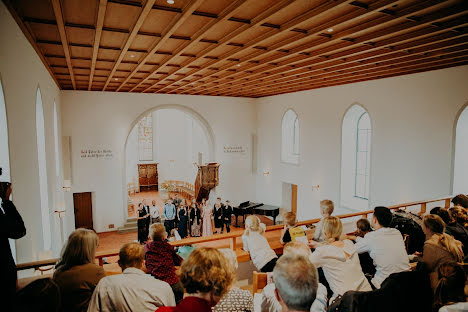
left=0, top=1, right=64, bottom=264
left=61, top=92, right=257, bottom=232
left=255, top=65, right=468, bottom=221
left=453, top=105, right=468, bottom=194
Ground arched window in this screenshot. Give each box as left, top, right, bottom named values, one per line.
left=281, top=109, right=299, bottom=164
left=36, top=88, right=51, bottom=250
left=355, top=112, right=371, bottom=199
left=0, top=80, right=10, bottom=182
left=53, top=102, right=60, bottom=178
left=341, top=105, right=372, bottom=211
left=453, top=105, right=468, bottom=194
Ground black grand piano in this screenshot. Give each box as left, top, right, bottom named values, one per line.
left=233, top=201, right=280, bottom=227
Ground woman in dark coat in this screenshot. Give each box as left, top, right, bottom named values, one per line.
left=178, top=201, right=188, bottom=238
left=137, top=203, right=149, bottom=243
left=189, top=202, right=201, bottom=237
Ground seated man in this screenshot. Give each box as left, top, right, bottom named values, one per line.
left=261, top=242, right=327, bottom=312
left=354, top=206, right=410, bottom=288
left=88, top=242, right=175, bottom=312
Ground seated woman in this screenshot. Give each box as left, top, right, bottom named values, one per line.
left=421, top=214, right=464, bottom=288
left=145, top=223, right=184, bottom=303
left=156, top=247, right=234, bottom=312
left=309, top=216, right=372, bottom=300
left=430, top=207, right=468, bottom=257
left=53, top=228, right=105, bottom=312
left=434, top=262, right=467, bottom=312
left=242, top=215, right=278, bottom=272
left=213, top=249, right=254, bottom=312
left=449, top=206, right=468, bottom=229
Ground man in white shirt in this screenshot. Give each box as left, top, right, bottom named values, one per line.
left=273, top=254, right=322, bottom=312
left=88, top=242, right=175, bottom=312
left=149, top=200, right=161, bottom=224
left=354, top=206, right=410, bottom=288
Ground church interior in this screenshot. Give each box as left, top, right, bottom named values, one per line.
left=1, top=0, right=468, bottom=311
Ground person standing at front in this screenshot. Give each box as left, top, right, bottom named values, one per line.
left=163, top=199, right=176, bottom=234
left=223, top=200, right=233, bottom=233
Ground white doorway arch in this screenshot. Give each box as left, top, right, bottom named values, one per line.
left=122, top=104, right=216, bottom=219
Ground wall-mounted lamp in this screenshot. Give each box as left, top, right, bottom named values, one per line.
left=263, top=170, right=270, bottom=176
left=63, top=180, right=71, bottom=192
left=312, top=185, right=320, bottom=191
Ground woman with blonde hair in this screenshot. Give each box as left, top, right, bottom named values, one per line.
left=53, top=228, right=105, bottom=312
left=421, top=214, right=464, bottom=289
left=242, top=215, right=278, bottom=272
left=156, top=247, right=234, bottom=312
left=309, top=216, right=371, bottom=300
left=213, top=249, right=254, bottom=312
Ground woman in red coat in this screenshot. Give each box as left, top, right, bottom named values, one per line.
left=145, top=223, right=183, bottom=303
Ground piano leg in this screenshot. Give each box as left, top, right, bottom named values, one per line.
left=235, top=215, right=239, bottom=227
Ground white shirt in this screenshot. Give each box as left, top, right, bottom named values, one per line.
left=150, top=205, right=160, bottom=219
left=87, top=267, right=175, bottom=312
left=313, top=219, right=326, bottom=242
left=260, top=282, right=328, bottom=312
left=309, top=240, right=372, bottom=300
left=439, top=302, right=468, bottom=312
left=242, top=231, right=277, bottom=271
left=355, top=227, right=410, bottom=288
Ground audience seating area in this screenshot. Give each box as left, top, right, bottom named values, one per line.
left=16, top=195, right=453, bottom=275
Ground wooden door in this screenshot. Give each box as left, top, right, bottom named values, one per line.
left=73, top=192, right=93, bottom=230
left=291, top=184, right=297, bottom=215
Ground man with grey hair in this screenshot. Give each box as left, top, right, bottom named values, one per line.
left=273, top=254, right=320, bottom=312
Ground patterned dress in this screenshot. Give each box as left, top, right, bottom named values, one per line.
left=202, top=205, right=213, bottom=236
left=212, top=287, right=254, bottom=312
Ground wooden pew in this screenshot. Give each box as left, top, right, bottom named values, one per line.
left=253, top=271, right=268, bottom=294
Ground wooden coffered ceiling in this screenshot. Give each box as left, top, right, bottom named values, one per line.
left=4, top=0, right=468, bottom=98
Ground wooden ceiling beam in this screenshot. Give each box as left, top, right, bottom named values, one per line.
left=186, top=0, right=463, bottom=94
left=232, top=52, right=468, bottom=97
left=88, top=0, right=108, bottom=90
left=102, top=0, right=157, bottom=91
left=51, top=0, right=76, bottom=89
left=236, top=57, right=468, bottom=97
left=143, top=0, right=303, bottom=93
left=224, top=35, right=468, bottom=96
left=2, top=0, right=61, bottom=89
left=122, top=0, right=248, bottom=92
left=193, top=5, right=468, bottom=94
left=214, top=46, right=468, bottom=96
left=170, top=0, right=403, bottom=94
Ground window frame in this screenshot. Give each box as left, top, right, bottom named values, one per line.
left=354, top=112, right=371, bottom=200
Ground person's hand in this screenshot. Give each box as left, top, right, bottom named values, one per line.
left=346, top=235, right=357, bottom=241
left=309, top=240, right=320, bottom=248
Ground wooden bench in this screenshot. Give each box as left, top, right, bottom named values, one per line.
left=253, top=271, right=268, bottom=294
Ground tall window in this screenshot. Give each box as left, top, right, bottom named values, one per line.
left=453, top=105, right=468, bottom=194
left=281, top=109, right=299, bottom=164
left=355, top=112, right=371, bottom=199
left=340, top=105, right=372, bottom=211
left=53, top=102, right=60, bottom=178
left=0, top=80, right=10, bottom=182
left=138, top=114, right=153, bottom=161
left=36, top=88, right=51, bottom=250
